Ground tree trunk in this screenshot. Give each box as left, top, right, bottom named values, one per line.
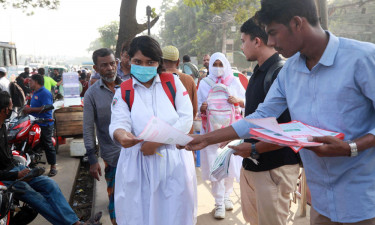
left=221, top=23, right=227, bottom=54
left=115, top=0, right=160, bottom=58
left=316, top=0, right=329, bottom=30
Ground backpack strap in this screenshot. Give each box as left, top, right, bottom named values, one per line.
left=222, top=75, right=234, bottom=86
left=264, top=60, right=285, bottom=94
left=120, top=78, right=134, bottom=110
left=202, top=77, right=216, bottom=87
left=159, top=73, right=176, bottom=110
left=120, top=73, right=177, bottom=111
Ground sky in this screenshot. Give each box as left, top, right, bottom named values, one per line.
left=0, top=0, right=163, bottom=58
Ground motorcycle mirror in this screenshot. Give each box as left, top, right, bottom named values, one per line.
left=40, top=105, right=54, bottom=113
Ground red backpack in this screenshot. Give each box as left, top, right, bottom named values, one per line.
left=121, top=73, right=176, bottom=110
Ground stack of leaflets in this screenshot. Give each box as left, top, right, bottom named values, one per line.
left=246, top=117, right=345, bottom=152
left=210, top=140, right=242, bottom=180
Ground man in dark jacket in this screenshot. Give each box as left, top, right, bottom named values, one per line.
left=233, top=17, right=300, bottom=225
left=0, top=91, right=101, bottom=225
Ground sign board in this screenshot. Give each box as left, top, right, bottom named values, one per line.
left=6, top=67, right=18, bottom=82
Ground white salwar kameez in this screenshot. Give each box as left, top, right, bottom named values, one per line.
left=109, top=74, right=197, bottom=225
left=197, top=52, right=245, bottom=205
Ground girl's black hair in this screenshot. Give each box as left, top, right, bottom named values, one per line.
left=128, top=36, right=164, bottom=74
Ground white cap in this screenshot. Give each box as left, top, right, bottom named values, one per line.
left=0, top=67, right=7, bottom=73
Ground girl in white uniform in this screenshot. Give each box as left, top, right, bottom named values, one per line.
left=197, top=52, right=245, bottom=219
left=109, top=36, right=197, bottom=225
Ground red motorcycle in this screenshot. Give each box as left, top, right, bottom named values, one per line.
left=7, top=105, right=56, bottom=168
left=0, top=167, right=45, bottom=225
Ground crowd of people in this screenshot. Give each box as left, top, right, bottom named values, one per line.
left=1, top=0, right=375, bottom=224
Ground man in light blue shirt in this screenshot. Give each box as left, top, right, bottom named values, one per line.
left=186, top=0, right=375, bottom=224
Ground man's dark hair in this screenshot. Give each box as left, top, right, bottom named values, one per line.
left=38, top=68, right=45, bottom=75
left=80, top=73, right=87, bottom=81
left=258, top=0, right=319, bottom=27
left=0, top=71, right=5, bottom=77
left=128, top=36, right=164, bottom=74
left=0, top=91, right=11, bottom=112
left=24, top=67, right=29, bottom=72
left=240, top=16, right=268, bottom=44
left=31, top=74, right=44, bottom=86
left=183, top=55, right=191, bottom=62
left=121, top=40, right=131, bottom=54
left=92, top=48, right=114, bottom=65
left=163, top=59, right=179, bottom=71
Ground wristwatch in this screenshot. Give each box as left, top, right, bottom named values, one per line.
left=250, top=143, right=260, bottom=160
left=346, top=140, right=358, bottom=157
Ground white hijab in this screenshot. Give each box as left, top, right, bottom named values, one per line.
left=208, top=52, right=234, bottom=84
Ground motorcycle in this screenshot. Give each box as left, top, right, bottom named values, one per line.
left=0, top=167, right=45, bottom=225
left=7, top=105, right=56, bottom=168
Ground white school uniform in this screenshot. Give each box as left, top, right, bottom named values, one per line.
left=109, top=74, right=197, bottom=225
left=197, top=53, right=246, bottom=183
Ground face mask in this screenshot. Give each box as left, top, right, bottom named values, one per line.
left=131, top=64, right=158, bottom=83
left=211, top=67, right=225, bottom=77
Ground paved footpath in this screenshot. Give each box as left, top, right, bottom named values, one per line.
left=94, top=163, right=311, bottom=225
left=30, top=139, right=80, bottom=225
left=194, top=167, right=310, bottom=225
left=28, top=139, right=310, bottom=225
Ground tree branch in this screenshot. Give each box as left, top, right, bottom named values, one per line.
left=137, top=16, right=160, bottom=34
left=328, top=0, right=375, bottom=16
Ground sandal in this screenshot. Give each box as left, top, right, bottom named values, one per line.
left=79, top=211, right=102, bottom=225
left=48, top=168, right=58, bottom=177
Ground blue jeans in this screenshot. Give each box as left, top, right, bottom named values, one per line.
left=1, top=165, right=79, bottom=225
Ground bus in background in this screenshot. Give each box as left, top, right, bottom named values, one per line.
left=0, top=42, right=18, bottom=81
left=81, top=61, right=94, bottom=72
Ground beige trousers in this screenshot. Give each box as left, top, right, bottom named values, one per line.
left=240, top=164, right=300, bottom=225
left=310, top=207, right=375, bottom=225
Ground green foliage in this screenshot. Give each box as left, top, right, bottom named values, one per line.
left=87, top=21, right=119, bottom=52
left=183, top=0, right=259, bottom=23
left=160, top=0, right=257, bottom=70
left=1, top=0, right=59, bottom=15
left=87, top=39, right=103, bottom=53
left=151, top=7, right=158, bottom=19
left=328, top=0, right=375, bottom=43
left=98, top=21, right=119, bottom=50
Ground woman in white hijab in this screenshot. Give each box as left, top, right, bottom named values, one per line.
left=197, top=52, right=245, bottom=219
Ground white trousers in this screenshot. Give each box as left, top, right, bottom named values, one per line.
left=211, top=177, right=234, bottom=205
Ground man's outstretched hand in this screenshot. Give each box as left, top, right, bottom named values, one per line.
left=184, top=134, right=209, bottom=151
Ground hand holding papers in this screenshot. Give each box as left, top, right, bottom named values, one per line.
left=210, top=140, right=243, bottom=180
left=246, top=117, right=345, bottom=152
left=137, top=116, right=193, bottom=146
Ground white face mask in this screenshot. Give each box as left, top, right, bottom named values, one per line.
left=211, top=67, right=225, bottom=77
